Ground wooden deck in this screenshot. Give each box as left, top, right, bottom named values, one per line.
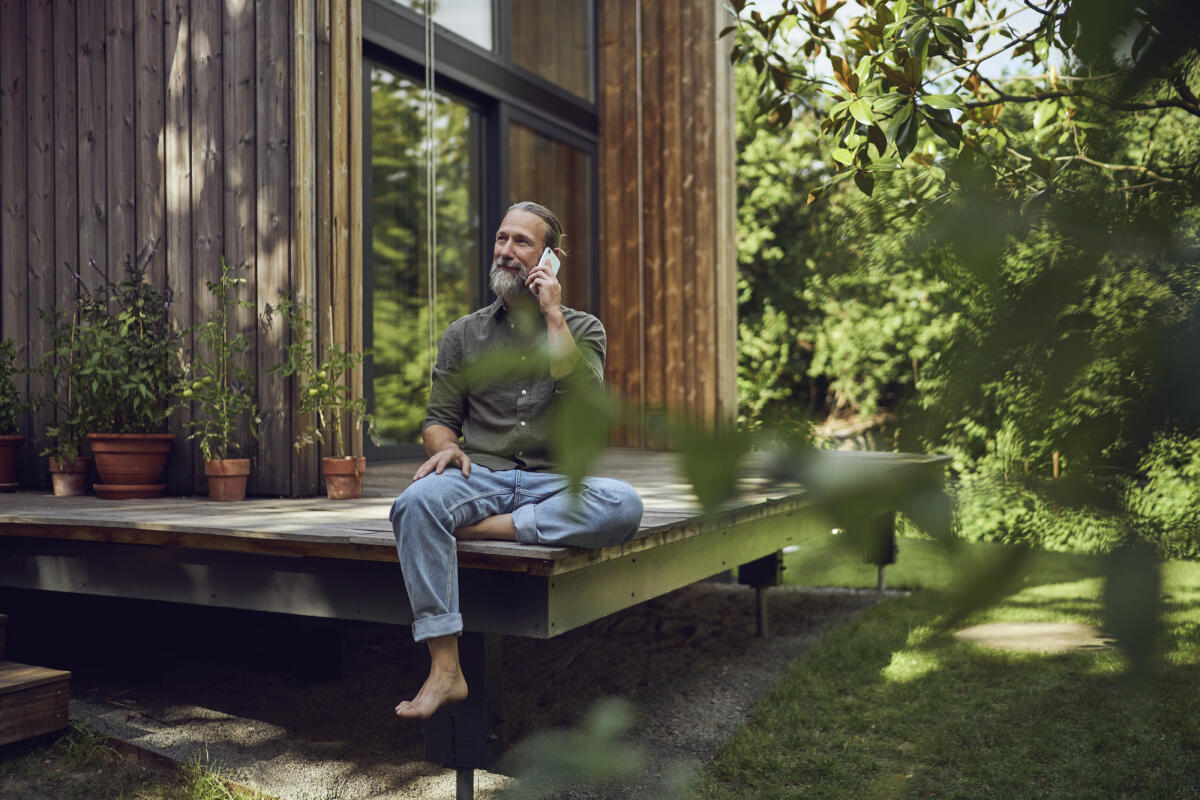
left=0, top=449, right=948, bottom=638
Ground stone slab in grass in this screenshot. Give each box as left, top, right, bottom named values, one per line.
left=955, top=622, right=1116, bottom=654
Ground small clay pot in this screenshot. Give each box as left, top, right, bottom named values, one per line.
left=0, top=435, right=23, bottom=491
left=322, top=456, right=366, bottom=500
left=49, top=456, right=92, bottom=497
left=87, top=432, right=173, bottom=499
left=205, top=458, right=251, bottom=501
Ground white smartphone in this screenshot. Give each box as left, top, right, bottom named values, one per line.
left=539, top=247, right=561, bottom=277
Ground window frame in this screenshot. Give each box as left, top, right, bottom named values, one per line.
left=361, top=0, right=600, bottom=464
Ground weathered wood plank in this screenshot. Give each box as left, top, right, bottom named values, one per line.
left=314, top=0, right=333, bottom=462
left=680, top=0, right=698, bottom=421
left=257, top=0, right=294, bottom=495
left=54, top=0, right=80, bottom=313
left=694, top=0, right=718, bottom=426
left=77, top=0, right=108, bottom=288
left=662, top=0, right=685, bottom=420
left=165, top=0, right=194, bottom=492
left=107, top=0, right=137, bottom=281
left=331, top=0, right=351, bottom=456
left=222, top=0, right=258, bottom=486
left=290, top=0, right=317, bottom=495
left=712, top=0, right=738, bottom=423
left=640, top=2, right=664, bottom=429
left=26, top=0, right=55, bottom=487
left=1, top=0, right=29, bottom=349
left=136, top=0, right=167, bottom=289
left=620, top=0, right=644, bottom=443
left=348, top=0, right=364, bottom=456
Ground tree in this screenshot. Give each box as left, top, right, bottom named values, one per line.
left=728, top=0, right=1199, bottom=201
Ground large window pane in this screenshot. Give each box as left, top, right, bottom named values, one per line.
left=508, top=122, right=592, bottom=312
left=403, top=0, right=492, bottom=51
left=510, top=0, right=593, bottom=100
left=370, top=65, right=479, bottom=447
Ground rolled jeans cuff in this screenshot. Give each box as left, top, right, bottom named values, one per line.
left=412, top=612, right=463, bottom=642
left=512, top=503, right=540, bottom=545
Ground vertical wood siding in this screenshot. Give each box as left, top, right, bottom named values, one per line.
left=0, top=0, right=362, bottom=495
left=598, top=0, right=738, bottom=442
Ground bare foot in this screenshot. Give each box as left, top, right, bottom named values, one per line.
left=395, top=667, right=468, bottom=720
left=454, top=513, right=517, bottom=541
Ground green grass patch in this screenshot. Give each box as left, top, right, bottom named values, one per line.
left=698, top=536, right=1200, bottom=799
left=0, top=722, right=272, bottom=800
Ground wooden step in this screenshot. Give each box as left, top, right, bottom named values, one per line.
left=0, top=660, right=71, bottom=746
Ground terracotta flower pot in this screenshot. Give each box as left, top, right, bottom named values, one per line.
left=322, top=456, right=366, bottom=500
left=205, top=458, right=251, bottom=501
left=48, top=456, right=92, bottom=497
left=0, top=435, right=23, bottom=491
left=87, top=433, right=174, bottom=499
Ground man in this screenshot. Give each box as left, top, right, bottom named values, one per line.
left=389, top=201, right=644, bottom=720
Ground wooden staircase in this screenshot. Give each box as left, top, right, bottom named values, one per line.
left=0, top=613, right=71, bottom=746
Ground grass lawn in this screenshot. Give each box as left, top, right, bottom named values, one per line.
left=0, top=722, right=270, bottom=800
left=696, top=534, right=1200, bottom=799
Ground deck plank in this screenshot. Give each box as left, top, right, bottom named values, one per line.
left=0, top=449, right=948, bottom=575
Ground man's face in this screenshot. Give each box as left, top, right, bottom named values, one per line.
left=490, top=210, right=548, bottom=300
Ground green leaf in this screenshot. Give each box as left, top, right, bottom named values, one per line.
left=853, top=169, right=875, bottom=196
left=922, top=93, right=963, bottom=110
left=848, top=98, right=873, bottom=125
left=831, top=147, right=855, bottom=166
left=1103, top=542, right=1161, bottom=680
left=679, top=424, right=752, bottom=514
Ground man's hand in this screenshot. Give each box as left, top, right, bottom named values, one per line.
left=414, top=443, right=471, bottom=480
left=525, top=255, right=563, bottom=318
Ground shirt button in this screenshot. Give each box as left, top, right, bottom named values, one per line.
left=518, top=451, right=525, bottom=457
left=520, top=421, right=526, bottom=427
left=520, top=389, right=527, bottom=395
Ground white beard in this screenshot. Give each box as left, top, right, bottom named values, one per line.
left=489, top=259, right=530, bottom=300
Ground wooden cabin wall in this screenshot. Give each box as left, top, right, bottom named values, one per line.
left=0, top=0, right=361, bottom=496
left=597, top=0, right=738, bottom=444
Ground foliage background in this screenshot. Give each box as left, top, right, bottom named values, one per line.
left=732, top=1, right=1200, bottom=559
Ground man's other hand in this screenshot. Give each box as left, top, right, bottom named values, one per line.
left=414, top=444, right=471, bottom=480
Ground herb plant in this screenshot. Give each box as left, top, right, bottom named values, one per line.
left=0, top=338, right=23, bottom=436
left=266, top=294, right=376, bottom=458
left=31, top=301, right=102, bottom=462
left=74, top=254, right=184, bottom=434
left=180, top=257, right=261, bottom=462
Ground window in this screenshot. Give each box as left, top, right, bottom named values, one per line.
left=367, top=65, right=481, bottom=448
left=363, top=0, right=598, bottom=460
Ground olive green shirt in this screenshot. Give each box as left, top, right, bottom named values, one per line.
left=421, top=299, right=606, bottom=472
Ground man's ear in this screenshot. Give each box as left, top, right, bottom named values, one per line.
left=552, top=247, right=563, bottom=258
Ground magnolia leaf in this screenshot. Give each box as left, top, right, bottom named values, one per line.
left=679, top=424, right=753, bottom=514
left=1103, top=542, right=1161, bottom=681
left=923, top=93, right=963, bottom=110
left=831, top=147, right=855, bottom=166
left=550, top=375, right=614, bottom=494
left=853, top=169, right=876, bottom=196
left=848, top=98, right=873, bottom=125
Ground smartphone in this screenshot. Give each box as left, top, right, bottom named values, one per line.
left=539, top=247, right=561, bottom=277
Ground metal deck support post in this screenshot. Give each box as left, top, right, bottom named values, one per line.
left=739, top=551, right=783, bottom=638
left=424, top=632, right=504, bottom=800
left=863, top=512, right=897, bottom=594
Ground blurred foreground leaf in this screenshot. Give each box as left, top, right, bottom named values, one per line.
left=1103, top=540, right=1162, bottom=680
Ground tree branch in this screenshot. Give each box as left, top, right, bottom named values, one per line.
left=967, top=81, right=1200, bottom=118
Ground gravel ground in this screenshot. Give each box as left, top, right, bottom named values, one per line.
left=12, top=582, right=891, bottom=800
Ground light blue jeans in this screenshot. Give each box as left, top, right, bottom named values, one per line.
left=389, top=465, right=644, bottom=641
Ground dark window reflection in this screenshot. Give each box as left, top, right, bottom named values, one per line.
left=370, top=65, right=479, bottom=447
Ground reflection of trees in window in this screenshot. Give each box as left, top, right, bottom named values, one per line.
left=370, top=66, right=478, bottom=445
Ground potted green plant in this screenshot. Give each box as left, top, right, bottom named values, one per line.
left=0, top=338, right=25, bottom=491
left=266, top=294, right=376, bottom=499
left=180, top=257, right=261, bottom=501
left=30, top=302, right=102, bottom=496
left=76, top=254, right=184, bottom=499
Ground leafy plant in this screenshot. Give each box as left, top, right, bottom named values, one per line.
left=265, top=294, right=376, bottom=458
left=73, top=254, right=184, bottom=433
left=31, top=301, right=104, bottom=462
left=0, top=338, right=23, bottom=435
left=180, top=257, right=261, bottom=462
